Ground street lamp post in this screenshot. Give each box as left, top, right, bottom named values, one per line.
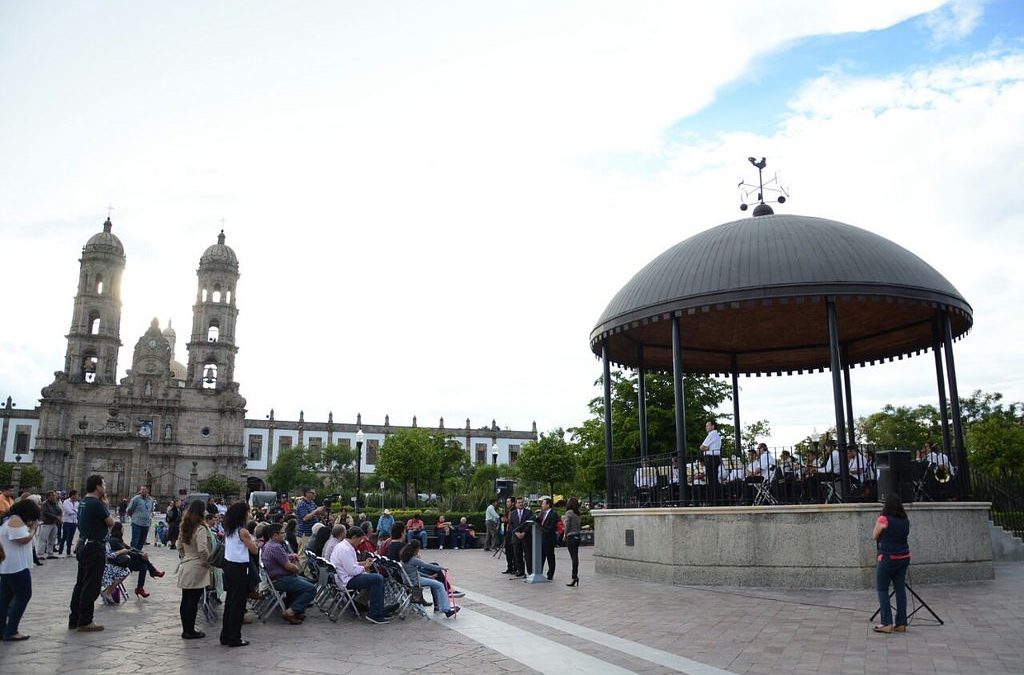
left=355, top=429, right=364, bottom=513
left=491, top=443, right=499, bottom=466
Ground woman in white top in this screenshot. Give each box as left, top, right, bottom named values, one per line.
left=0, top=499, right=41, bottom=641
left=219, top=502, right=259, bottom=648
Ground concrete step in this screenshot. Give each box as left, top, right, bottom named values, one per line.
left=990, top=522, right=1024, bottom=562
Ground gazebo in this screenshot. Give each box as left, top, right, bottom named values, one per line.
left=589, top=208, right=973, bottom=501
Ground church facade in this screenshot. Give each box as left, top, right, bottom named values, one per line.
left=7, top=219, right=536, bottom=503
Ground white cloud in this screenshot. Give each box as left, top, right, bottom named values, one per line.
left=1, top=2, right=1015, bottom=448
left=920, top=0, right=985, bottom=46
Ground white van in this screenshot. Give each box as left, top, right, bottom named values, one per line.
left=248, top=491, right=278, bottom=510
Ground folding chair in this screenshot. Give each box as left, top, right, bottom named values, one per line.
left=310, top=555, right=338, bottom=612
left=255, top=562, right=288, bottom=623
left=201, top=587, right=221, bottom=626
left=752, top=467, right=781, bottom=506
left=327, top=571, right=362, bottom=622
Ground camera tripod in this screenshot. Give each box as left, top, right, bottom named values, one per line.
left=870, top=580, right=943, bottom=626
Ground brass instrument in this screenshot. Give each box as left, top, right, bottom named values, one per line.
left=934, top=463, right=952, bottom=484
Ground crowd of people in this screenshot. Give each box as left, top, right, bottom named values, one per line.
left=0, top=477, right=592, bottom=644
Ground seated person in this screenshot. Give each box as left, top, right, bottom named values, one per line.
left=308, top=522, right=331, bottom=558
left=847, top=444, right=873, bottom=487
left=107, top=522, right=164, bottom=598
left=356, top=530, right=377, bottom=555
left=399, top=540, right=460, bottom=617
left=329, top=526, right=390, bottom=624
left=435, top=515, right=454, bottom=549
left=260, top=523, right=316, bottom=625
left=405, top=514, right=428, bottom=548
left=923, top=441, right=956, bottom=476
left=321, top=524, right=347, bottom=562
left=456, top=517, right=476, bottom=549
left=384, top=522, right=406, bottom=559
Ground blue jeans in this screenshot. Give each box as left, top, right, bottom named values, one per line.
left=346, top=572, right=386, bottom=620
left=1, top=569, right=33, bottom=638
left=876, top=555, right=909, bottom=626
left=130, top=524, right=149, bottom=550
left=408, top=530, right=428, bottom=548
left=418, top=575, right=450, bottom=612
left=272, top=574, right=316, bottom=615
left=59, top=522, right=77, bottom=555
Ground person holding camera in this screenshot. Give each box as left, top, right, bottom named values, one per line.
left=295, top=488, right=325, bottom=559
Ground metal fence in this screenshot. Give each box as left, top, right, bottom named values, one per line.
left=972, top=472, right=1024, bottom=539
left=606, top=444, right=962, bottom=509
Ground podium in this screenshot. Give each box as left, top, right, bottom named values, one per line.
left=524, top=520, right=549, bottom=584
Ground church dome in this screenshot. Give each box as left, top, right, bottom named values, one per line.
left=170, top=359, right=187, bottom=380
left=200, top=230, right=238, bottom=270
left=84, top=218, right=125, bottom=257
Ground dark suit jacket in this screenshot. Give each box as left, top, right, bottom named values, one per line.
left=538, top=509, right=558, bottom=541
left=507, top=507, right=534, bottom=540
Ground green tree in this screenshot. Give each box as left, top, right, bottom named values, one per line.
left=964, top=400, right=1024, bottom=479
left=376, top=428, right=437, bottom=506
left=857, top=404, right=939, bottom=449
left=198, top=472, right=240, bottom=497
left=266, top=445, right=319, bottom=494
left=516, top=428, right=575, bottom=497
left=318, top=443, right=359, bottom=494
left=0, top=463, right=44, bottom=490
left=583, top=369, right=732, bottom=461
left=741, top=419, right=772, bottom=450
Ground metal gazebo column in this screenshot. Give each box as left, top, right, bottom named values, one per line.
left=826, top=299, right=850, bottom=499
left=932, top=322, right=953, bottom=459
left=941, top=310, right=971, bottom=499
left=637, top=345, right=649, bottom=461
left=841, top=348, right=856, bottom=445
left=731, top=354, right=742, bottom=455
left=602, top=342, right=615, bottom=506
left=672, top=317, right=689, bottom=505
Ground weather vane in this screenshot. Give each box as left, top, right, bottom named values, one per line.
left=738, top=157, right=789, bottom=216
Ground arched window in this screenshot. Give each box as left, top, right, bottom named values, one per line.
left=88, top=310, right=101, bottom=335
left=226, top=288, right=232, bottom=304
left=95, top=275, right=104, bottom=295
left=82, top=352, right=98, bottom=384
left=212, top=284, right=222, bottom=303
left=202, top=362, right=218, bottom=389
left=207, top=319, right=220, bottom=342
left=201, top=288, right=208, bottom=302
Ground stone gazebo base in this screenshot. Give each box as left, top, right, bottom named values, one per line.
left=592, top=502, right=994, bottom=589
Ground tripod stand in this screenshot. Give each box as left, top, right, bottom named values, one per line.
left=870, top=580, right=944, bottom=626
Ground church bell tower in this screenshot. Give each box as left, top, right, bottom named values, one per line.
left=64, top=217, right=126, bottom=384
left=186, top=230, right=240, bottom=389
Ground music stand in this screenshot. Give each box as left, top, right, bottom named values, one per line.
left=870, top=572, right=944, bottom=626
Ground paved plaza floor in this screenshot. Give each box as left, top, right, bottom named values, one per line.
left=3, top=542, right=1023, bottom=674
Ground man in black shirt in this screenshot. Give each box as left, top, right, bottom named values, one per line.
left=69, top=474, right=114, bottom=632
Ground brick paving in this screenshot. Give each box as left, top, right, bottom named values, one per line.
left=3, top=542, right=1022, bottom=674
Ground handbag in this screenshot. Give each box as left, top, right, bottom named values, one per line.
left=208, top=540, right=225, bottom=568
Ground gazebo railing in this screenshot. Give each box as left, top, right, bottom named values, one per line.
left=605, top=444, right=963, bottom=509
left=971, top=471, right=1024, bottom=539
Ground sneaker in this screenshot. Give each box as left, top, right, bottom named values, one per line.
left=77, top=624, right=104, bottom=632
left=365, top=615, right=390, bottom=625
left=452, top=590, right=465, bottom=598
left=445, top=607, right=461, bottom=618
left=47, top=555, right=58, bottom=559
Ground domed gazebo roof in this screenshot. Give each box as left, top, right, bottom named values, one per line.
left=83, top=218, right=125, bottom=257
left=590, top=213, right=972, bottom=375
left=200, top=230, right=238, bottom=270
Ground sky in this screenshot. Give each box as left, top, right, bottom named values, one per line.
left=1, top=0, right=1022, bottom=447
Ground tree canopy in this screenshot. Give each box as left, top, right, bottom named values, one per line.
left=516, top=428, right=575, bottom=498
left=197, top=472, right=240, bottom=497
